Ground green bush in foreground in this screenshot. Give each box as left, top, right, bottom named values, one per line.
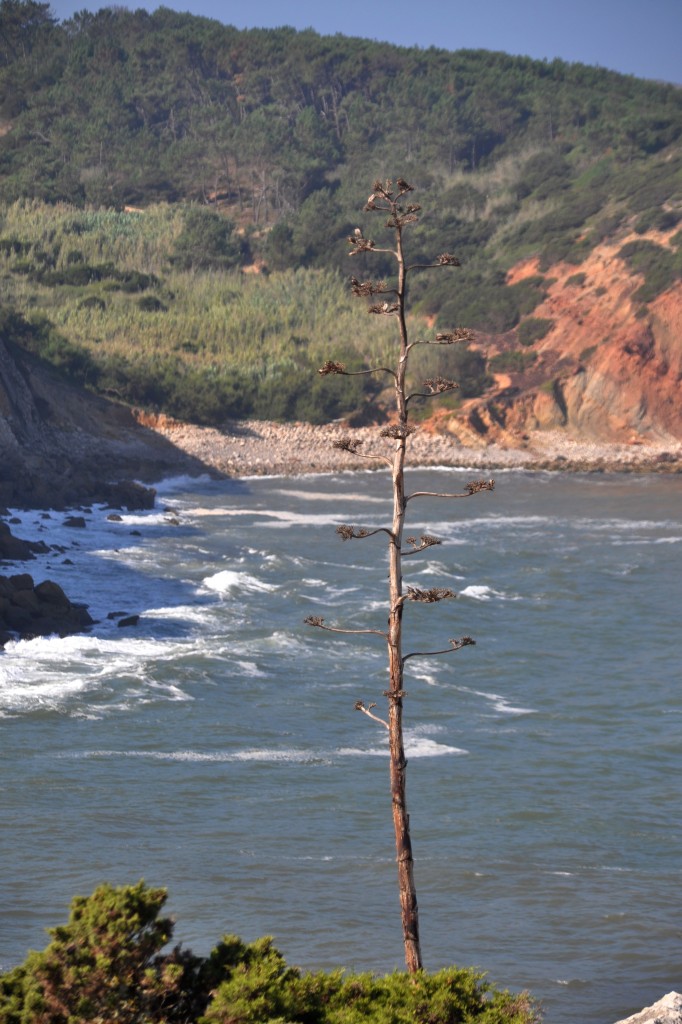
left=0, top=882, right=540, bottom=1024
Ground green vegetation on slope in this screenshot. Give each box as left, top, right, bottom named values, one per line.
left=0, top=881, right=540, bottom=1024
left=1, top=2, right=681, bottom=425
left=0, top=199, right=494, bottom=423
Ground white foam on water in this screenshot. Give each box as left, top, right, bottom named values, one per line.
left=144, top=604, right=220, bottom=625
left=612, top=536, right=682, bottom=546
left=0, top=670, right=95, bottom=711
left=201, top=569, right=277, bottom=594
left=234, top=660, right=267, bottom=678
left=459, top=584, right=518, bottom=601
left=337, top=736, right=467, bottom=758
left=153, top=473, right=215, bottom=495
left=0, top=632, right=198, bottom=714
left=584, top=516, right=680, bottom=532
left=191, top=508, right=359, bottom=527
left=460, top=685, right=538, bottom=716
left=75, top=748, right=326, bottom=764
left=407, top=736, right=468, bottom=756
left=273, top=490, right=387, bottom=504
left=413, top=560, right=464, bottom=579
left=410, top=669, right=440, bottom=687
left=337, top=745, right=390, bottom=757
left=113, top=512, right=173, bottom=527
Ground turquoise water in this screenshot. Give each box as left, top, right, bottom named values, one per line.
left=1, top=468, right=680, bottom=1023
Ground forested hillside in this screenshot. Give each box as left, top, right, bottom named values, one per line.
left=1, top=1, right=681, bottom=435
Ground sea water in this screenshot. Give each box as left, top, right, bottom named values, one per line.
left=0, top=468, right=680, bottom=1024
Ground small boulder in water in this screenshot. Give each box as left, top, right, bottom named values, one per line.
left=117, top=614, right=140, bottom=628
left=63, top=515, right=87, bottom=529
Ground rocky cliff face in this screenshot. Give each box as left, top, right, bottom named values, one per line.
left=443, top=227, right=682, bottom=447
left=0, top=340, right=203, bottom=508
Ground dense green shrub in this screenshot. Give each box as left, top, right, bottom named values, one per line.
left=77, top=295, right=106, bottom=311
left=1, top=308, right=98, bottom=383
left=0, top=882, right=205, bottom=1024
left=0, top=237, right=29, bottom=257
left=171, top=208, right=244, bottom=272
left=137, top=295, right=168, bottom=312
left=517, top=317, right=553, bottom=345
left=38, top=263, right=115, bottom=286
left=432, top=270, right=548, bottom=333
left=590, top=210, right=626, bottom=242
left=618, top=238, right=682, bottom=302
left=435, top=273, right=547, bottom=335
left=0, top=882, right=540, bottom=1024
left=413, top=345, right=492, bottom=398
left=625, top=159, right=682, bottom=214
left=113, top=270, right=160, bottom=293
left=489, top=350, right=537, bottom=373
left=516, top=150, right=571, bottom=200
left=564, top=273, right=586, bottom=288
left=633, top=208, right=681, bottom=235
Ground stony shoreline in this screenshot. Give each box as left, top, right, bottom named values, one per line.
left=151, top=418, right=682, bottom=479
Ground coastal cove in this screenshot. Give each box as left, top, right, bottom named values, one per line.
left=1, top=467, right=680, bottom=1024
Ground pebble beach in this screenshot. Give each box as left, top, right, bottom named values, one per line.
left=152, top=417, right=682, bottom=479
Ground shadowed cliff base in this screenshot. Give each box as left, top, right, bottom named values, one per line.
left=0, top=339, right=220, bottom=509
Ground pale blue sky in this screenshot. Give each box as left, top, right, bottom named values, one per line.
left=47, top=0, right=682, bottom=84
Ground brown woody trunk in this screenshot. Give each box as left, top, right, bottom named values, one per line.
left=386, top=225, right=423, bottom=973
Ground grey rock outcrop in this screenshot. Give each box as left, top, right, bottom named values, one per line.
left=614, top=992, right=682, bottom=1024
left=0, top=337, right=207, bottom=509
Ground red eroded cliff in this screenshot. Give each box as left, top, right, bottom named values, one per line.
left=443, top=229, right=682, bottom=445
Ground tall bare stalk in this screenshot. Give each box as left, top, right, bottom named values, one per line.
left=306, top=178, right=493, bottom=973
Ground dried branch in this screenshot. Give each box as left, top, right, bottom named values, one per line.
left=435, top=328, right=475, bottom=343
left=380, top=424, right=416, bottom=440
left=332, top=437, right=364, bottom=455
left=347, top=229, right=376, bottom=254
left=337, top=525, right=394, bottom=542
left=354, top=700, right=389, bottom=729
left=423, top=377, right=459, bottom=394
left=332, top=437, right=392, bottom=467
left=401, top=534, right=442, bottom=557
left=369, top=177, right=414, bottom=201
left=304, top=616, right=388, bottom=640
left=318, top=360, right=347, bottom=375
left=464, top=479, right=496, bottom=495
left=406, top=479, right=495, bottom=503
left=405, top=586, right=456, bottom=603
left=403, top=636, right=476, bottom=663
left=388, top=213, right=419, bottom=229
left=408, top=327, right=476, bottom=349
left=319, top=360, right=396, bottom=380
left=406, top=377, right=459, bottom=404
left=368, top=301, right=400, bottom=315
left=350, top=276, right=395, bottom=297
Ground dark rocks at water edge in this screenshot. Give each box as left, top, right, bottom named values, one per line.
left=0, top=520, right=50, bottom=560
left=0, top=573, right=94, bottom=647
left=0, top=454, right=158, bottom=511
